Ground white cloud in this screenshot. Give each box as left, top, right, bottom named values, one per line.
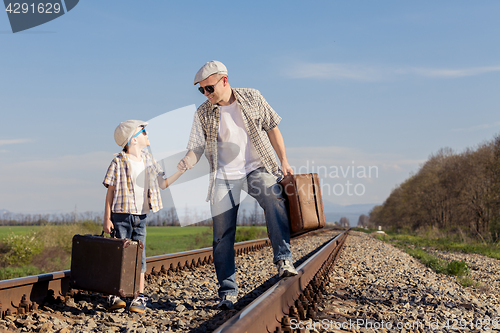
left=451, top=121, right=500, bottom=132
left=286, top=146, right=425, bottom=168
left=402, top=66, right=500, bottom=78
left=289, top=63, right=384, bottom=81
left=0, top=138, right=33, bottom=146
left=286, top=146, right=425, bottom=205
left=287, top=62, right=500, bottom=81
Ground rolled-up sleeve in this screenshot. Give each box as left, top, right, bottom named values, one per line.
left=103, top=159, right=117, bottom=188
left=257, top=90, right=281, bottom=132
left=186, top=111, right=206, bottom=160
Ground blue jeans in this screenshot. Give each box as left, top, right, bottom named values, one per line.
left=111, top=213, right=147, bottom=273
left=211, top=167, right=293, bottom=297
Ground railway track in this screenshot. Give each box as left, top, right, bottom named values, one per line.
left=0, top=228, right=348, bottom=332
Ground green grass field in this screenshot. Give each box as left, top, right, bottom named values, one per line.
left=146, top=226, right=213, bottom=256
left=369, top=230, right=500, bottom=260
left=0, top=224, right=268, bottom=279
left=0, top=226, right=42, bottom=238
left=0, top=225, right=267, bottom=254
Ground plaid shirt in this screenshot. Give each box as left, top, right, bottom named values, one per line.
left=103, top=150, right=164, bottom=214
left=187, top=88, right=282, bottom=202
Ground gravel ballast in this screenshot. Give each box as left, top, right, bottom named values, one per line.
left=312, top=231, right=500, bottom=333
left=0, top=230, right=340, bottom=333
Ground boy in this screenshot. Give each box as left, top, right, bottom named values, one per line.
left=103, top=119, right=184, bottom=313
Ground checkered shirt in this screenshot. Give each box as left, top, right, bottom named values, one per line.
left=187, top=88, right=282, bottom=202
left=103, top=150, right=164, bottom=214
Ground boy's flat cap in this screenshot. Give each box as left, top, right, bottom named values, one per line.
left=194, top=60, right=227, bottom=85
left=114, top=120, right=148, bottom=147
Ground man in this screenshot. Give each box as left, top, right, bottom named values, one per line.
left=178, top=60, right=297, bottom=310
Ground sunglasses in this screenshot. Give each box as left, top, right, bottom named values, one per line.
left=127, top=127, right=147, bottom=146
left=198, top=76, right=224, bottom=94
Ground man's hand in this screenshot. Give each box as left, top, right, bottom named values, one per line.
left=177, top=155, right=194, bottom=172
left=103, top=218, right=114, bottom=234
left=281, top=161, right=294, bottom=176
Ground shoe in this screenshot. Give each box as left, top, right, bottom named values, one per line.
left=277, top=259, right=298, bottom=278
left=107, top=295, right=126, bottom=311
left=216, top=295, right=237, bottom=310
left=129, top=295, right=148, bottom=313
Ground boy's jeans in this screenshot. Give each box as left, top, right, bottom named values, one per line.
left=111, top=213, right=147, bottom=273
left=211, top=167, right=293, bottom=297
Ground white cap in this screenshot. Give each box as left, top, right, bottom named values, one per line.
left=194, top=60, right=228, bottom=85
left=114, top=120, right=148, bottom=147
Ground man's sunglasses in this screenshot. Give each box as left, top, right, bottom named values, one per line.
left=127, top=127, right=147, bottom=146
left=198, top=76, right=224, bottom=94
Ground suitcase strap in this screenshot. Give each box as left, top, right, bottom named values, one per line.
left=311, top=175, right=321, bottom=228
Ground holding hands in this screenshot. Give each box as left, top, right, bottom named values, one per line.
left=177, top=155, right=194, bottom=172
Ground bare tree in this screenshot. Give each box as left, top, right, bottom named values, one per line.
left=357, top=214, right=369, bottom=227
left=339, top=217, right=350, bottom=228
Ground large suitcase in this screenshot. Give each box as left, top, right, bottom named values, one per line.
left=70, top=235, right=143, bottom=298
left=280, top=173, right=326, bottom=236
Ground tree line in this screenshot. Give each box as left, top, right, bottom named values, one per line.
left=0, top=201, right=267, bottom=227
left=370, top=134, right=500, bottom=242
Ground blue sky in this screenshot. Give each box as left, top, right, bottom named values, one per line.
left=1, top=1, right=499, bottom=215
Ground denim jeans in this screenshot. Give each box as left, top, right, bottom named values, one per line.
left=111, top=213, right=147, bottom=273
left=211, top=167, right=293, bottom=297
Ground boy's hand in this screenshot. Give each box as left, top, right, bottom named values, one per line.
left=103, top=219, right=114, bottom=234
left=177, top=156, right=193, bottom=172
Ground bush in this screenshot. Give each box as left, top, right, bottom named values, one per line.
left=36, top=221, right=102, bottom=254
left=0, top=265, right=41, bottom=280
left=446, top=260, right=469, bottom=277
left=457, top=276, right=475, bottom=288
left=3, top=232, right=43, bottom=266
left=0, top=222, right=103, bottom=279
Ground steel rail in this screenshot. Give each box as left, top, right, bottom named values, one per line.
left=214, top=230, right=349, bottom=333
left=0, top=228, right=338, bottom=319
left=145, top=238, right=270, bottom=277
left=0, top=237, right=271, bottom=317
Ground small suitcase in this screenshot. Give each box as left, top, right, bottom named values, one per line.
left=70, top=234, right=143, bottom=298
left=280, top=173, right=326, bottom=236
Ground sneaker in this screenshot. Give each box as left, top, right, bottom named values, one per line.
left=216, top=295, right=237, bottom=310
left=129, top=295, right=148, bottom=313
left=277, top=259, right=298, bottom=278
left=107, top=295, right=126, bottom=311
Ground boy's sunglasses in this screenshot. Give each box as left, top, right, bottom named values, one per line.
left=198, top=76, right=224, bottom=95
left=127, top=127, right=147, bottom=146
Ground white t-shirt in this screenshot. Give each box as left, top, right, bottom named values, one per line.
left=217, top=101, right=263, bottom=180
left=128, top=158, right=150, bottom=215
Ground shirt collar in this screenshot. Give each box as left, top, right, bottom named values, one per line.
left=207, top=88, right=239, bottom=111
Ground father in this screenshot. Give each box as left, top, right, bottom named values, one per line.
left=177, top=61, right=297, bottom=310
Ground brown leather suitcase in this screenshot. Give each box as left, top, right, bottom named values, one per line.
left=280, top=173, right=326, bottom=236
left=70, top=235, right=142, bottom=298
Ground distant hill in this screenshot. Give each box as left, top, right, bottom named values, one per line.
left=322, top=202, right=378, bottom=226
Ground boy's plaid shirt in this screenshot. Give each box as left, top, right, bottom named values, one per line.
left=103, top=150, right=164, bottom=214
left=187, top=88, right=283, bottom=202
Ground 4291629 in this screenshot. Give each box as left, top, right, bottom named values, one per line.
left=445, top=318, right=499, bottom=330
left=5, top=2, right=62, bottom=14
